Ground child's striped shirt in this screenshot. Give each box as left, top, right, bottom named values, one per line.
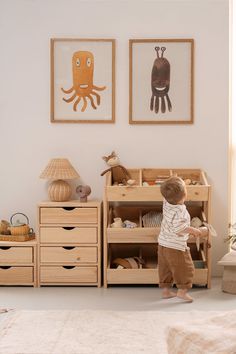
left=158, top=199, right=190, bottom=251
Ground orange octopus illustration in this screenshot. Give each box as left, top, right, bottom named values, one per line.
left=61, top=51, right=106, bottom=112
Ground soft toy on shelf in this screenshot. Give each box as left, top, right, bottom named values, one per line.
left=111, top=217, right=124, bottom=228
left=190, top=216, right=216, bottom=251
left=123, top=220, right=137, bottom=228
left=101, top=151, right=135, bottom=186
left=76, top=185, right=91, bottom=202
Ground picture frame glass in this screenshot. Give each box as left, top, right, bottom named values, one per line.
left=51, top=39, right=115, bottom=123
left=130, top=39, right=194, bottom=124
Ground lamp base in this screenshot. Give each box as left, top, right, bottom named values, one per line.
left=48, top=180, right=72, bottom=202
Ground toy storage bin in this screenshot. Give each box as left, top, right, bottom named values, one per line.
left=106, top=169, right=141, bottom=187
left=172, top=169, right=209, bottom=202
left=189, top=243, right=208, bottom=285
left=141, top=168, right=171, bottom=186
left=171, top=169, right=206, bottom=184
left=107, top=244, right=158, bottom=284
left=108, top=206, right=141, bottom=227
left=107, top=206, right=161, bottom=243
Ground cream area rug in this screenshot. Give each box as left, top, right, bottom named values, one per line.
left=0, top=309, right=235, bottom=354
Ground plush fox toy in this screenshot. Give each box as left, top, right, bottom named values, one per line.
left=101, top=151, right=135, bottom=185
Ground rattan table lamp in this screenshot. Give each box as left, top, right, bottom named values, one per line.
left=40, top=158, right=80, bottom=202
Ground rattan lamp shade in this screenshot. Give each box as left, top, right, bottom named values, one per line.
left=40, top=158, right=80, bottom=202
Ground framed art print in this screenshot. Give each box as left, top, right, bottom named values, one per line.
left=51, top=38, right=115, bottom=123
left=129, top=39, right=194, bottom=124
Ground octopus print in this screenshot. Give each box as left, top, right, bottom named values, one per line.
left=61, top=51, right=106, bottom=112
left=150, top=46, right=172, bottom=114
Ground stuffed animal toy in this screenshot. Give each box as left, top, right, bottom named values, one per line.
left=111, top=217, right=123, bottom=228
left=76, top=185, right=91, bottom=202
left=101, top=151, right=135, bottom=186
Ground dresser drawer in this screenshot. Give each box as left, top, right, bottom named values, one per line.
left=40, top=227, right=97, bottom=244
left=0, top=266, right=33, bottom=284
left=40, top=266, right=97, bottom=283
left=41, top=246, right=97, bottom=263
left=0, top=246, right=33, bottom=264
left=40, top=207, right=97, bottom=224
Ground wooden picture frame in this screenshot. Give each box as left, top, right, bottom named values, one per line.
left=51, top=38, right=115, bottom=123
left=129, top=39, right=194, bottom=124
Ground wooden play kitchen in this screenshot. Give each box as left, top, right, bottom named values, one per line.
left=102, top=168, right=212, bottom=288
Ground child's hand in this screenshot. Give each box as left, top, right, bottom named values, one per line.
left=191, top=228, right=202, bottom=237
left=199, top=226, right=208, bottom=237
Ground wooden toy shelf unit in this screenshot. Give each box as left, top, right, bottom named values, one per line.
left=103, top=168, right=212, bottom=288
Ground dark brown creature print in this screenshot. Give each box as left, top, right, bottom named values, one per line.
left=150, top=46, right=172, bottom=114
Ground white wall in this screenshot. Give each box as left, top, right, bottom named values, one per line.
left=0, top=0, right=229, bottom=275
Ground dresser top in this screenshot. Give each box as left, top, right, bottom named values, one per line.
left=38, top=200, right=101, bottom=207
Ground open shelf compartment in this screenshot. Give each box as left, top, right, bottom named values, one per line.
left=107, top=206, right=162, bottom=243
left=107, top=244, right=159, bottom=284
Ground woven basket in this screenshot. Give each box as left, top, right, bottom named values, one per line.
left=9, top=213, right=31, bottom=235
left=0, top=233, right=35, bottom=242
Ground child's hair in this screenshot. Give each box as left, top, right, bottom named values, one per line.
left=160, top=176, right=186, bottom=204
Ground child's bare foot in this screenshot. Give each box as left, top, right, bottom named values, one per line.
left=177, top=289, right=193, bottom=302
left=162, top=288, right=177, bottom=299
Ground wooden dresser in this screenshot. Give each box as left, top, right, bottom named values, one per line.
left=0, top=240, right=37, bottom=287
left=38, top=200, right=101, bottom=287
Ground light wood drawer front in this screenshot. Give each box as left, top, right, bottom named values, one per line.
left=0, top=247, right=32, bottom=263
left=107, top=269, right=158, bottom=284
left=107, top=228, right=158, bottom=243
left=40, top=207, right=97, bottom=224
left=41, top=266, right=97, bottom=283
left=193, top=268, right=208, bottom=284
left=40, top=227, right=97, bottom=244
left=0, top=266, right=33, bottom=283
left=41, top=247, right=97, bottom=263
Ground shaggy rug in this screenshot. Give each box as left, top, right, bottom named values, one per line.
left=0, top=309, right=235, bottom=354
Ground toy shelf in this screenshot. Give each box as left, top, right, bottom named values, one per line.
left=103, top=168, right=212, bottom=288
left=105, top=168, right=210, bottom=202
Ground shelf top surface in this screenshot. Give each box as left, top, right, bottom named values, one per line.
left=38, top=199, right=101, bottom=207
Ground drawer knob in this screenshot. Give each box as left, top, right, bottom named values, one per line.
left=63, top=246, right=75, bottom=250
left=62, top=207, right=75, bottom=211
left=0, top=247, right=11, bottom=250
left=77, top=257, right=80, bottom=260
left=62, top=266, right=75, bottom=270
left=63, top=227, right=75, bottom=231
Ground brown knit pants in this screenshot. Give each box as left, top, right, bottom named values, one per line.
left=158, top=245, right=194, bottom=289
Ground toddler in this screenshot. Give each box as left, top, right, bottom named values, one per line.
left=158, top=176, right=202, bottom=302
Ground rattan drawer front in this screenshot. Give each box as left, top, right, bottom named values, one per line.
left=40, top=207, right=97, bottom=224
left=40, top=227, right=97, bottom=244
left=0, top=246, right=32, bottom=264
left=0, top=266, right=33, bottom=283
left=41, top=247, right=97, bottom=263
left=41, top=266, right=97, bottom=283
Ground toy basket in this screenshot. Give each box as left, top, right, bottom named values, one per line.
left=9, top=213, right=31, bottom=236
